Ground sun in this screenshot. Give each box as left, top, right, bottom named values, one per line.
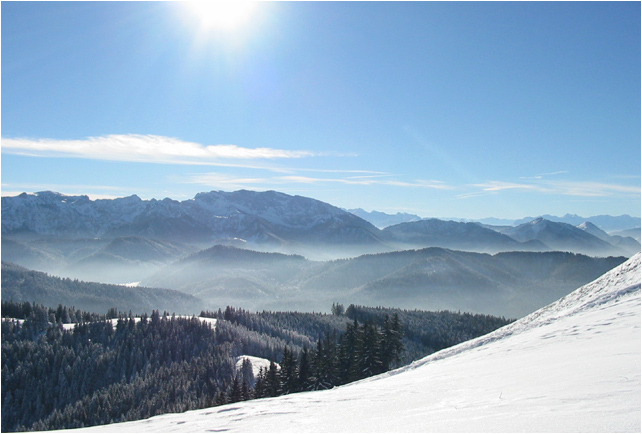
left=183, top=1, right=258, bottom=32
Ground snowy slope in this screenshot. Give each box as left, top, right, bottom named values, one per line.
left=58, top=254, right=641, bottom=433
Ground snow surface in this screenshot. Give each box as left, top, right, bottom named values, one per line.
left=58, top=317, right=215, bottom=331
left=53, top=254, right=641, bottom=433
left=235, top=355, right=274, bottom=379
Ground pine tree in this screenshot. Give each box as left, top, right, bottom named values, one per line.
left=241, top=379, right=252, bottom=401
left=296, top=347, right=311, bottom=392
left=356, top=321, right=383, bottom=378
left=265, top=361, right=280, bottom=397
left=239, top=357, right=255, bottom=387
left=279, top=347, right=298, bottom=395
left=253, top=367, right=267, bottom=398
left=387, top=313, right=404, bottom=370
left=215, top=391, right=227, bottom=406
left=227, top=375, right=242, bottom=403
left=311, top=332, right=339, bottom=390
left=338, top=318, right=359, bottom=384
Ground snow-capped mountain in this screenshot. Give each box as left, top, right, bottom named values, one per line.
left=512, top=213, right=641, bottom=232
left=64, top=253, right=641, bottom=433
left=1, top=190, right=384, bottom=248
left=577, top=221, right=641, bottom=256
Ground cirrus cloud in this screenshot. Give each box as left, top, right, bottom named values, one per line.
left=466, top=179, right=640, bottom=198
left=186, top=171, right=454, bottom=191
left=1, top=134, right=315, bottom=165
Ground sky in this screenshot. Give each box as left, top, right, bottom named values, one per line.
left=1, top=1, right=640, bottom=220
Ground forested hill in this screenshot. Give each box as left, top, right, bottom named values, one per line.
left=1, top=261, right=203, bottom=315
left=1, top=301, right=512, bottom=432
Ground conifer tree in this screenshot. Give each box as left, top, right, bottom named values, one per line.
left=338, top=318, right=359, bottom=384
left=227, top=375, right=242, bottom=403
left=253, top=367, right=267, bottom=399
left=239, top=358, right=255, bottom=387
left=296, top=347, right=311, bottom=392
left=265, top=361, right=280, bottom=397
left=279, top=347, right=298, bottom=395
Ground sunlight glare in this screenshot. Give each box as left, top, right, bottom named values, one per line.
left=184, top=1, right=257, bottom=31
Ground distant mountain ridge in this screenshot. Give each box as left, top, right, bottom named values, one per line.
left=499, top=217, right=626, bottom=257
left=512, top=213, right=641, bottom=232
left=2, top=189, right=632, bottom=317
left=143, top=245, right=626, bottom=317
left=346, top=208, right=422, bottom=228
left=2, top=191, right=638, bottom=281
left=379, top=218, right=548, bottom=253
left=350, top=209, right=641, bottom=233
left=1, top=190, right=384, bottom=248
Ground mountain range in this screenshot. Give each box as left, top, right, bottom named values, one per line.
left=347, top=208, right=641, bottom=234
left=1, top=189, right=637, bottom=317
left=1, top=190, right=382, bottom=248
left=3, top=191, right=639, bottom=260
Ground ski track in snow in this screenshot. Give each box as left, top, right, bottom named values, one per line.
left=51, top=254, right=641, bottom=433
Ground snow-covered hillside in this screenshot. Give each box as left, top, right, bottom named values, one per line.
left=60, top=254, right=641, bottom=433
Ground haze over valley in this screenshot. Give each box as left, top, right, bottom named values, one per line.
left=1, top=189, right=637, bottom=318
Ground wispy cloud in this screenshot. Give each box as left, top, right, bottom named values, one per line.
left=187, top=172, right=454, bottom=190
left=541, top=180, right=641, bottom=197
left=186, top=173, right=272, bottom=190
left=471, top=181, right=541, bottom=192
left=2, top=134, right=315, bottom=165
left=520, top=171, right=569, bottom=180
left=464, top=179, right=640, bottom=198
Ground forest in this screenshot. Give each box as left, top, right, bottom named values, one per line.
left=2, top=301, right=512, bottom=432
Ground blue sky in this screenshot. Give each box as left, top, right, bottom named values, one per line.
left=2, top=1, right=640, bottom=219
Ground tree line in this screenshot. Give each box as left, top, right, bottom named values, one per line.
left=2, top=305, right=234, bottom=432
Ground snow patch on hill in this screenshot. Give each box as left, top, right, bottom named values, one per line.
left=235, top=356, right=274, bottom=379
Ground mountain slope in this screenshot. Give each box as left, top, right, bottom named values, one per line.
left=145, top=246, right=625, bottom=317
left=61, top=236, right=197, bottom=284
left=145, top=245, right=312, bottom=309
left=0, top=262, right=204, bottom=315
left=577, top=221, right=640, bottom=256
left=70, top=253, right=641, bottom=433
left=501, top=217, right=625, bottom=256
left=380, top=218, right=546, bottom=253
